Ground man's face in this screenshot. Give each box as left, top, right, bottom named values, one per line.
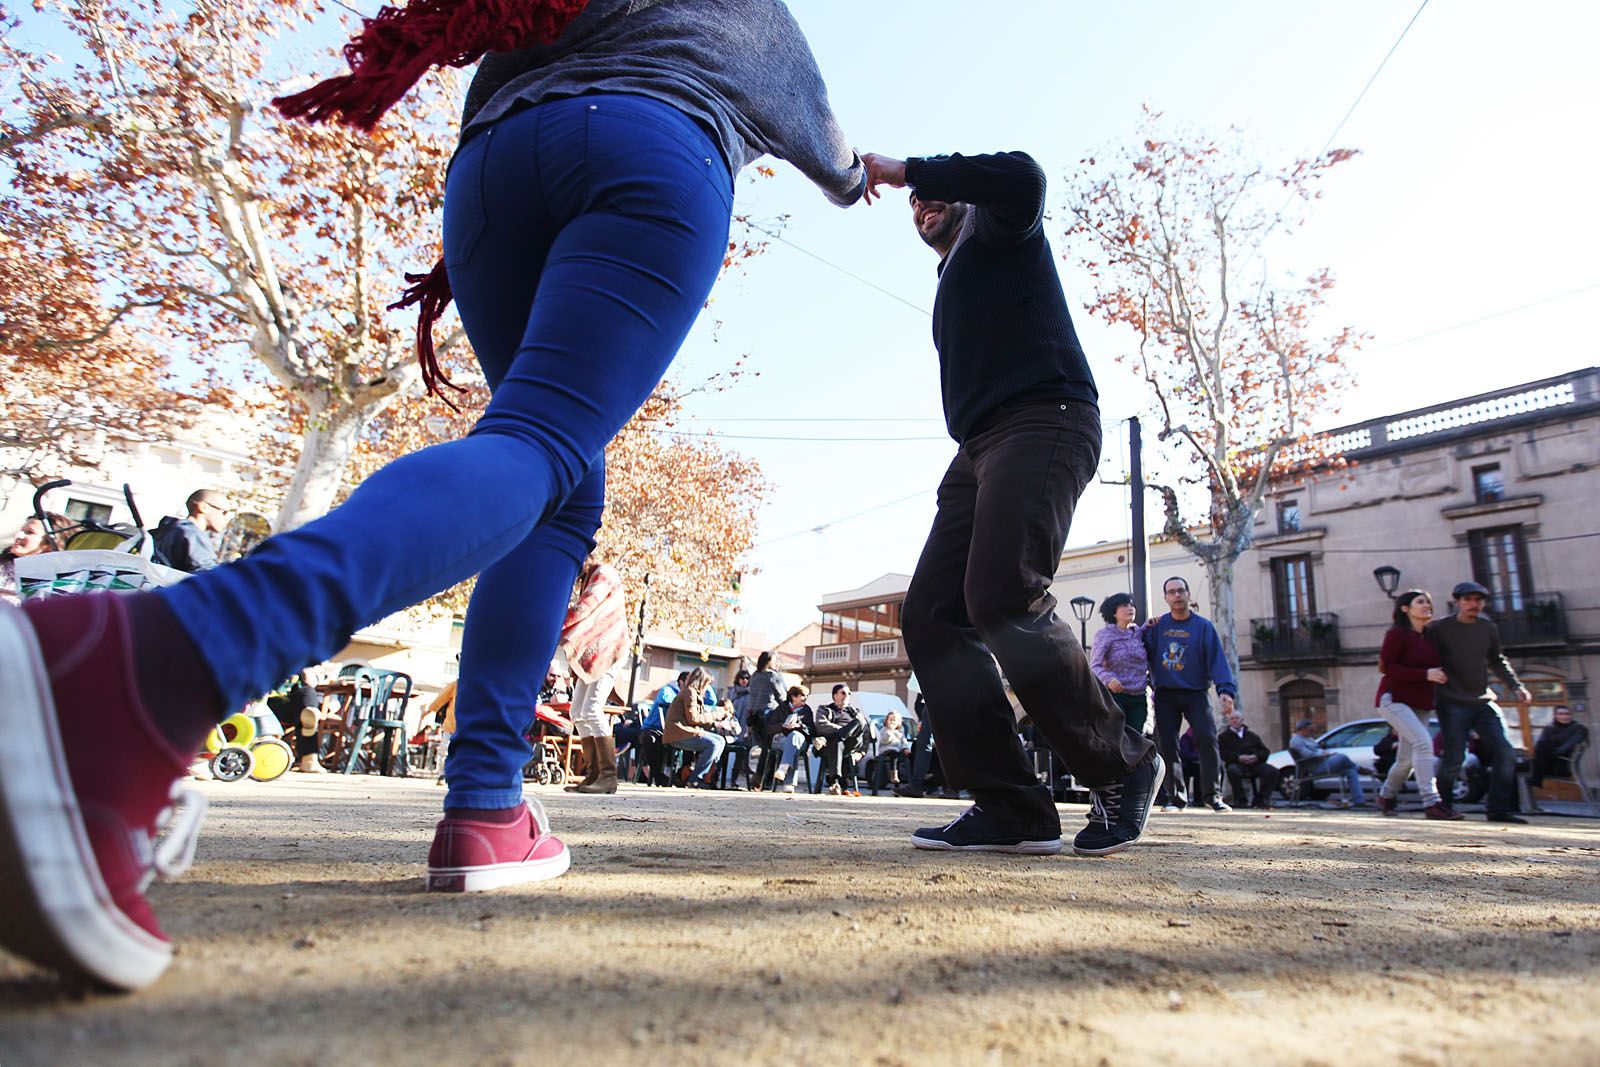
left=1228, top=713, right=1245, bottom=731
left=911, top=194, right=968, bottom=252
left=195, top=496, right=231, bottom=533
left=1554, top=707, right=1572, bottom=722
left=833, top=687, right=850, bottom=708
left=1457, top=593, right=1486, bottom=621
left=1163, top=581, right=1190, bottom=613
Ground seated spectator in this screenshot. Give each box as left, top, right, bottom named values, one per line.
left=1373, top=727, right=1399, bottom=781
left=1178, top=727, right=1201, bottom=801
left=809, top=684, right=868, bottom=795
left=764, top=685, right=812, bottom=794
left=152, top=489, right=230, bottom=572
left=265, top=668, right=328, bottom=774
left=1289, top=719, right=1366, bottom=806
left=873, top=709, right=911, bottom=790
left=1218, top=711, right=1281, bottom=809
left=710, top=697, right=749, bottom=787
left=636, top=670, right=718, bottom=786
left=895, top=694, right=945, bottom=798
left=1531, top=705, right=1588, bottom=787
left=0, top=513, right=66, bottom=604
left=664, top=667, right=724, bottom=788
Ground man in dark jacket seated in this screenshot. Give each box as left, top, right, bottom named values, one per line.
left=1531, top=705, right=1588, bottom=787
left=1218, top=711, right=1281, bottom=809
left=808, top=684, right=868, bottom=795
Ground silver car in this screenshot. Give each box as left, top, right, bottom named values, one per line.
left=1266, top=716, right=1487, bottom=801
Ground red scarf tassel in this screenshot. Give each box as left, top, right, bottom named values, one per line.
left=389, top=257, right=466, bottom=409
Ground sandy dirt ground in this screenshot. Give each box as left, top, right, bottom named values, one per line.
left=2, top=773, right=1597, bottom=1067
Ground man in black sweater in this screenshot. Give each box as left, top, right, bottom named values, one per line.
left=861, top=150, right=1159, bottom=857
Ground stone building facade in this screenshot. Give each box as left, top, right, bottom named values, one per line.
left=1050, top=367, right=1598, bottom=776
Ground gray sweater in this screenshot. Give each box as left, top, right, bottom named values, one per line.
left=460, top=0, right=864, bottom=206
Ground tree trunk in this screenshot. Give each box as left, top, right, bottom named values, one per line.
left=1203, top=554, right=1242, bottom=690
left=276, top=396, right=382, bottom=531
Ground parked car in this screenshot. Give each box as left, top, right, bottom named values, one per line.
left=1266, top=716, right=1500, bottom=802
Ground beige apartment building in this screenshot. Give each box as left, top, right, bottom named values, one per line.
left=1051, top=367, right=1598, bottom=771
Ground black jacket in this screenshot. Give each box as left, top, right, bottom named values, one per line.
left=1217, top=726, right=1272, bottom=766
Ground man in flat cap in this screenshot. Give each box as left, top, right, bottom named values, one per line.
left=1426, top=580, right=1532, bottom=823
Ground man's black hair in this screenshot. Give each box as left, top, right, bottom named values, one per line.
left=1162, top=575, right=1189, bottom=594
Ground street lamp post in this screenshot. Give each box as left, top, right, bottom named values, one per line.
left=1069, top=595, right=1096, bottom=649
left=1373, top=565, right=1402, bottom=600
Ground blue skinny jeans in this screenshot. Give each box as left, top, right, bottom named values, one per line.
left=670, top=733, right=726, bottom=784
left=161, top=95, right=734, bottom=809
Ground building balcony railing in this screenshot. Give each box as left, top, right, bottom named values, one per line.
left=805, top=637, right=907, bottom=670
left=1493, top=594, right=1567, bottom=647
left=1249, top=613, right=1341, bottom=662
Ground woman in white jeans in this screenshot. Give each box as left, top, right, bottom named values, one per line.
left=1375, top=590, right=1459, bottom=820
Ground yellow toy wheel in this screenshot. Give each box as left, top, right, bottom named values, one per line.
left=205, top=712, right=259, bottom=754
left=248, top=738, right=295, bottom=782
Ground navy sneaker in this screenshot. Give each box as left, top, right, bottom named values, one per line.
left=910, top=804, right=1062, bottom=855
left=1073, top=753, right=1164, bottom=857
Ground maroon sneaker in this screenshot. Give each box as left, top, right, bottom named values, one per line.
left=1424, top=802, right=1464, bottom=821
left=425, top=797, right=570, bottom=892
left=1376, top=795, right=1397, bottom=816
left=0, top=596, right=204, bottom=991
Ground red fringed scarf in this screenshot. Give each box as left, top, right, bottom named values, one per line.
left=274, top=0, right=589, bottom=132
left=274, top=0, right=589, bottom=402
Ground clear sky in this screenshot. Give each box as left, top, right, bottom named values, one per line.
left=659, top=0, right=1600, bottom=647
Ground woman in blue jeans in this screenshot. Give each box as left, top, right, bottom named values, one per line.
left=0, top=0, right=865, bottom=991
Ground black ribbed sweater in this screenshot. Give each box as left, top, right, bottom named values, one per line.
left=905, top=151, right=1098, bottom=442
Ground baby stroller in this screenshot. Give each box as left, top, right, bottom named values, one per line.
left=200, top=704, right=296, bottom=783
left=21, top=481, right=293, bottom=784
left=522, top=704, right=573, bottom=786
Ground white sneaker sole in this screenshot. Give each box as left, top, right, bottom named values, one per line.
left=0, top=602, right=172, bottom=990
left=909, top=834, right=1063, bottom=855
left=425, top=843, right=571, bottom=892
left=1073, top=753, right=1165, bottom=857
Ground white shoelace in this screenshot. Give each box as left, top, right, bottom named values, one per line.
left=941, top=805, right=980, bottom=832
left=139, top=782, right=208, bottom=892
left=524, top=796, right=552, bottom=835
left=1088, top=784, right=1122, bottom=830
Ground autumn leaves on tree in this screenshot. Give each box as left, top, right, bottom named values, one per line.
left=1, top=1, right=766, bottom=637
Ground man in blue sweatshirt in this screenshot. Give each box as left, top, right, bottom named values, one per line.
left=860, top=150, right=1160, bottom=858
left=1143, top=576, right=1235, bottom=812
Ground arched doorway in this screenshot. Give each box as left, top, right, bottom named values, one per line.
left=1279, top=679, right=1327, bottom=746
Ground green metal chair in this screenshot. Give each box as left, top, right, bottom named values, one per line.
left=340, top=667, right=415, bottom=776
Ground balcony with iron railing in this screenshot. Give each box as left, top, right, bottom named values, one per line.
left=1492, top=594, right=1568, bottom=648
left=1249, top=613, right=1341, bottom=662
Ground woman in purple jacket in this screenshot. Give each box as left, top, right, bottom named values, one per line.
left=1090, top=593, right=1150, bottom=734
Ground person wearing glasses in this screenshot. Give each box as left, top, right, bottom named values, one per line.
left=153, top=490, right=232, bottom=573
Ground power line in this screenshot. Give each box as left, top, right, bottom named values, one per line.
left=1311, top=530, right=1600, bottom=555
left=1236, top=0, right=1430, bottom=276
left=1315, top=0, right=1431, bottom=160
left=1367, top=284, right=1600, bottom=353
left=744, top=221, right=932, bottom=317
left=756, top=487, right=934, bottom=547
left=664, top=430, right=947, bottom=443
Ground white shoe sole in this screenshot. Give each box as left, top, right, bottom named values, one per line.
left=909, top=834, right=1063, bottom=855
left=425, top=843, right=571, bottom=892
left=0, top=602, right=172, bottom=990
left=1073, top=753, right=1165, bottom=857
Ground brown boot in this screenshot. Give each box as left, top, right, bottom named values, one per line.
left=576, top=735, right=618, bottom=794
left=565, top=737, right=599, bottom=792
left=296, top=753, right=325, bottom=774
